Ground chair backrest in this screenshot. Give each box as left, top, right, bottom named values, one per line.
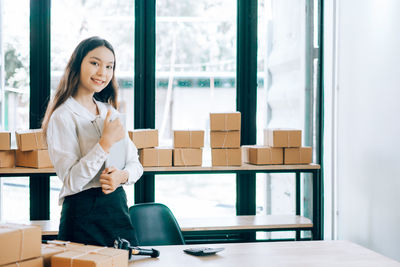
left=129, top=203, right=185, bottom=246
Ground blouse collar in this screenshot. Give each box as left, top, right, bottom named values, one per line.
left=65, top=96, right=108, bottom=121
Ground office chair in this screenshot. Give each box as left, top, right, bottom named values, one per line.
left=129, top=203, right=185, bottom=246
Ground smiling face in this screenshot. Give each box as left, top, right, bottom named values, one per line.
left=78, top=46, right=115, bottom=95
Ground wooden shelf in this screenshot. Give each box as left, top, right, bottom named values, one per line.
left=0, top=163, right=320, bottom=175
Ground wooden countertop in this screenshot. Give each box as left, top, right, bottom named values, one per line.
left=0, top=163, right=320, bottom=175
left=128, top=241, right=400, bottom=267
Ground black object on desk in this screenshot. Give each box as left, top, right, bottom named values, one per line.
left=114, top=237, right=160, bottom=258
left=184, top=247, right=224, bottom=256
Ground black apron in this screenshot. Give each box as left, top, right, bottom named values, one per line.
left=58, top=186, right=138, bottom=247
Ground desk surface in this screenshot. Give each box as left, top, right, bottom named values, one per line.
left=0, top=163, right=320, bottom=175
left=16, top=215, right=313, bottom=236
left=129, top=241, right=400, bottom=267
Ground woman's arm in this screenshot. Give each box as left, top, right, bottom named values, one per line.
left=98, top=128, right=143, bottom=194
left=47, top=112, right=107, bottom=194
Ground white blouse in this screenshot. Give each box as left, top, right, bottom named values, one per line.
left=47, top=97, right=143, bottom=205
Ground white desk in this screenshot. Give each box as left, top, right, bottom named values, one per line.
left=129, top=241, right=400, bottom=267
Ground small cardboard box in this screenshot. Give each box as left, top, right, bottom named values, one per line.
left=139, top=148, right=172, bottom=167
left=45, top=243, right=128, bottom=267
left=2, top=257, right=43, bottom=267
left=42, top=242, right=105, bottom=267
left=173, top=148, right=202, bottom=166
left=128, top=129, right=158, bottom=149
left=284, top=147, right=312, bottom=164
left=211, top=148, right=242, bottom=166
left=0, top=150, right=15, bottom=168
left=242, top=145, right=283, bottom=165
left=173, top=130, right=204, bottom=148
left=0, top=131, right=11, bottom=150
left=210, top=112, right=241, bottom=131
left=92, top=247, right=128, bottom=267
left=15, top=129, right=47, bottom=151
left=264, top=129, right=302, bottom=148
left=210, top=131, right=240, bottom=148
left=15, top=149, right=53, bottom=168
left=0, top=224, right=41, bottom=266
left=42, top=244, right=68, bottom=267
left=52, top=247, right=128, bottom=267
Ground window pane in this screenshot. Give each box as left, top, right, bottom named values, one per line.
left=0, top=0, right=30, bottom=222
left=155, top=0, right=237, bottom=217
left=50, top=0, right=135, bottom=219
left=0, top=177, right=30, bottom=221
left=256, top=173, right=295, bottom=215
left=51, top=0, right=135, bottom=129
left=1, top=0, right=30, bottom=131
left=257, top=0, right=309, bottom=215
left=155, top=174, right=236, bottom=218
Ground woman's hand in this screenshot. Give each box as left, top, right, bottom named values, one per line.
left=99, top=109, right=125, bottom=153
left=99, top=166, right=129, bottom=194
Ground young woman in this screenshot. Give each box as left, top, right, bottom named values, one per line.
left=42, top=36, right=143, bottom=247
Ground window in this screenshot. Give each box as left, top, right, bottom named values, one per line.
left=0, top=0, right=30, bottom=222
left=50, top=0, right=135, bottom=219
left=256, top=0, right=320, bottom=240
left=0, top=0, right=30, bottom=131
left=155, top=0, right=237, bottom=218
left=0, top=0, right=321, bottom=224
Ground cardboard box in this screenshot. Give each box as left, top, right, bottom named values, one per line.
left=284, top=147, right=312, bottom=164
left=210, top=112, right=241, bottom=131
left=128, top=129, right=158, bottom=149
left=52, top=247, right=128, bottom=267
left=2, top=257, right=43, bottom=267
left=242, top=145, right=284, bottom=165
left=210, top=131, right=240, bottom=148
left=52, top=251, right=112, bottom=267
left=41, top=242, right=103, bottom=267
left=15, top=129, right=47, bottom=151
left=173, top=148, right=202, bottom=166
left=0, top=132, right=11, bottom=150
left=211, top=148, right=242, bottom=166
left=173, top=130, right=204, bottom=148
left=92, top=247, right=128, bottom=267
left=42, top=244, right=68, bottom=267
left=0, top=224, right=41, bottom=266
left=139, top=148, right=172, bottom=167
left=15, top=149, right=53, bottom=168
left=43, top=243, right=128, bottom=267
left=0, top=150, right=15, bottom=168
left=264, top=129, right=302, bottom=148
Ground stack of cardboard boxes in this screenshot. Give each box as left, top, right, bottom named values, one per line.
left=129, top=129, right=172, bottom=167
left=264, top=129, right=312, bottom=164
left=41, top=242, right=128, bottom=267
left=210, top=112, right=242, bottom=166
left=0, top=132, right=15, bottom=168
left=242, top=129, right=312, bottom=165
left=173, top=130, right=204, bottom=166
left=0, top=223, right=130, bottom=267
left=15, top=129, right=53, bottom=168
left=0, top=224, right=42, bottom=267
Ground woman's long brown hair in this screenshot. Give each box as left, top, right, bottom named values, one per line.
left=41, top=36, right=119, bottom=137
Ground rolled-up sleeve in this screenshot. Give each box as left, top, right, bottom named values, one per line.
left=47, top=112, right=107, bottom=194
left=123, top=135, right=143, bottom=185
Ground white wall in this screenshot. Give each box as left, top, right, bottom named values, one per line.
left=325, top=0, right=400, bottom=261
